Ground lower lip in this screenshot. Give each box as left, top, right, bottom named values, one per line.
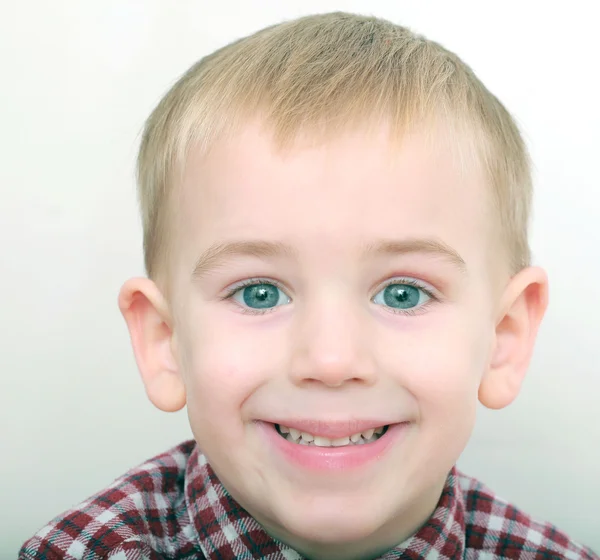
left=258, top=422, right=410, bottom=471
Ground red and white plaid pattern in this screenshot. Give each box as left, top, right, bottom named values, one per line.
left=20, top=440, right=598, bottom=559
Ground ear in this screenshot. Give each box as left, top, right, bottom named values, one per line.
left=118, top=278, right=186, bottom=412
left=479, top=266, right=549, bottom=410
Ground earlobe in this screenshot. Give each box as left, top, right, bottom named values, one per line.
left=118, top=278, right=186, bottom=412
left=479, top=266, right=549, bottom=410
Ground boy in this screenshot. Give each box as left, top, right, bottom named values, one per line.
left=20, top=12, right=598, bottom=560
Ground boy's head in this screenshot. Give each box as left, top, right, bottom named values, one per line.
left=119, top=12, right=548, bottom=559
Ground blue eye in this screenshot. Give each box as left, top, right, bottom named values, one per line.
left=373, top=282, right=430, bottom=311
left=232, top=282, right=291, bottom=310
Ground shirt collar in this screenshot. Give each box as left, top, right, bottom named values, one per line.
left=185, top=444, right=466, bottom=559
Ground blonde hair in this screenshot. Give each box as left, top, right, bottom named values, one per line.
left=137, top=12, right=531, bottom=284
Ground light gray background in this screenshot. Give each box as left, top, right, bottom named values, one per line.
left=2, top=0, right=599, bottom=556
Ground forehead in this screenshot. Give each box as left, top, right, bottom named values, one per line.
left=176, top=121, right=492, bottom=272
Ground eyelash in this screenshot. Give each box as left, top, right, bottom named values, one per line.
left=222, top=277, right=439, bottom=316
left=221, top=278, right=286, bottom=316
left=378, top=278, right=437, bottom=316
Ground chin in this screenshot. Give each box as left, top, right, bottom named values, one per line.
left=274, top=498, right=386, bottom=545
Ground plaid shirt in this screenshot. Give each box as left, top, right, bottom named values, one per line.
left=20, top=440, right=597, bottom=560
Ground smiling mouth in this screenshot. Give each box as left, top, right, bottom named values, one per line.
left=275, top=423, right=389, bottom=447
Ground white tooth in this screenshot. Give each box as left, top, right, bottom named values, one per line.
left=367, top=435, right=378, bottom=443
left=301, top=432, right=314, bottom=442
left=331, top=436, right=350, bottom=447
left=289, top=428, right=301, bottom=440
left=374, top=426, right=384, bottom=435
left=314, top=436, right=333, bottom=447
left=357, top=438, right=366, bottom=444
left=279, top=425, right=290, bottom=434
left=298, top=439, right=308, bottom=445
left=362, top=428, right=375, bottom=439
left=350, top=432, right=362, bottom=443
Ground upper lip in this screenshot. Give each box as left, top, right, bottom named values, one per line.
left=264, top=419, right=405, bottom=439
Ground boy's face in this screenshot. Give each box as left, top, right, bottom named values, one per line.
left=163, top=122, right=507, bottom=553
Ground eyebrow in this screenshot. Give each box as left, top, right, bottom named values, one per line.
left=191, top=237, right=466, bottom=279
left=361, top=238, right=467, bottom=273
left=192, top=240, right=298, bottom=279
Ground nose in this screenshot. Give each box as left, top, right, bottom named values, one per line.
left=288, top=298, right=376, bottom=388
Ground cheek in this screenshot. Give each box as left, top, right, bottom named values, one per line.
left=176, top=311, right=283, bottom=430
left=383, top=317, right=490, bottom=477
left=179, top=336, right=252, bottom=452
left=383, top=310, right=491, bottom=423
